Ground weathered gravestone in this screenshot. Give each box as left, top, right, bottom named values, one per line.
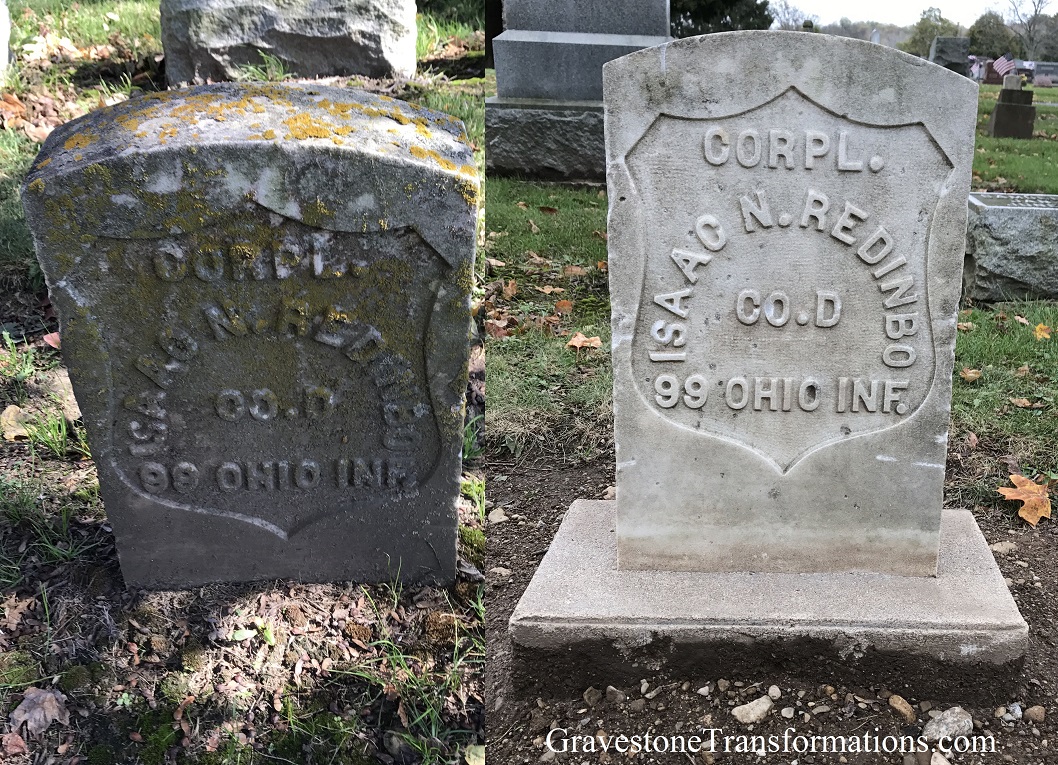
left=22, top=84, right=478, bottom=588
left=511, top=32, right=1026, bottom=695
left=965, top=192, right=1058, bottom=301
left=161, top=0, right=416, bottom=85
left=989, top=78, right=1035, bottom=139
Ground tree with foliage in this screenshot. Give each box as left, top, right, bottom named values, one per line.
left=969, top=11, right=1022, bottom=57
left=770, top=0, right=818, bottom=30
left=897, top=7, right=960, bottom=57
left=1007, top=0, right=1051, bottom=59
left=670, top=0, right=774, bottom=38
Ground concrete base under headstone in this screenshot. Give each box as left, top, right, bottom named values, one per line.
left=511, top=500, right=1027, bottom=700
left=485, top=97, right=604, bottom=181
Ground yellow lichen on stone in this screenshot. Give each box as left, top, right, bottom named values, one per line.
left=409, top=144, right=457, bottom=172
left=302, top=197, right=334, bottom=227
left=284, top=112, right=336, bottom=140
left=37, top=158, right=51, bottom=168
left=27, top=178, right=45, bottom=193
left=263, top=129, right=276, bottom=140
left=63, top=133, right=96, bottom=151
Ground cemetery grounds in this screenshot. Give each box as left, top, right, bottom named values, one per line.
left=0, top=1, right=486, bottom=763
left=484, top=83, right=1058, bottom=762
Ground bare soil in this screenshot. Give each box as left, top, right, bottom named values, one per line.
left=486, top=452, right=1058, bottom=765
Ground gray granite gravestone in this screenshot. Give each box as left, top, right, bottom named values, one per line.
left=485, top=0, right=668, bottom=181
left=161, top=0, right=416, bottom=85
left=23, top=84, right=478, bottom=588
left=928, top=36, right=970, bottom=77
left=965, top=192, right=1058, bottom=301
left=511, top=32, right=1027, bottom=695
left=989, top=79, right=1036, bottom=139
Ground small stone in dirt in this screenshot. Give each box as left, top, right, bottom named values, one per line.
left=930, top=752, right=952, bottom=765
left=1008, top=701, right=1023, bottom=720
left=583, top=687, right=603, bottom=707
left=697, top=686, right=711, bottom=696
left=732, top=696, right=773, bottom=724
left=990, top=540, right=1017, bottom=555
left=528, top=708, right=551, bottom=733
left=919, top=700, right=932, bottom=712
left=488, top=508, right=509, bottom=524
left=781, top=707, right=795, bottom=719
left=602, top=485, right=616, bottom=500
left=1025, top=705, right=1046, bottom=723
left=681, top=681, right=690, bottom=691
left=768, top=685, right=781, bottom=700
left=640, top=680, right=649, bottom=695
left=813, top=705, right=831, bottom=714
left=995, top=706, right=1007, bottom=718
left=923, top=707, right=973, bottom=742
left=605, top=686, right=626, bottom=704
left=717, top=679, right=730, bottom=692
left=629, top=698, right=646, bottom=712
left=889, top=694, right=917, bottom=724
left=489, top=567, right=513, bottom=578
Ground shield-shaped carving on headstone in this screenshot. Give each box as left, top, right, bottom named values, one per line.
left=625, top=88, right=952, bottom=472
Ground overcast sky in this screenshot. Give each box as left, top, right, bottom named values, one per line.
left=795, top=0, right=1011, bottom=29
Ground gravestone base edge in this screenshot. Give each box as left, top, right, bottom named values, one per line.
left=510, top=500, right=1027, bottom=701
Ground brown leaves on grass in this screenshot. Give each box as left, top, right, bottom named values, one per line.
left=563, top=265, right=588, bottom=277
left=566, top=332, right=602, bottom=352
left=1035, top=323, right=1052, bottom=341
left=957, top=322, right=975, bottom=332
left=998, top=474, right=1053, bottom=527
left=554, top=300, right=573, bottom=315
left=501, top=280, right=517, bottom=299
left=1015, top=364, right=1031, bottom=377
left=534, top=285, right=564, bottom=295
left=527, top=219, right=540, bottom=234
left=1009, top=397, right=1045, bottom=409
left=959, top=368, right=982, bottom=382
left=8, top=687, right=69, bottom=738
left=1015, top=315, right=1031, bottom=326
left=2, top=594, right=33, bottom=631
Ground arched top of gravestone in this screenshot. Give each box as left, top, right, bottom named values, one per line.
left=603, top=30, right=978, bottom=165
left=23, top=83, right=479, bottom=266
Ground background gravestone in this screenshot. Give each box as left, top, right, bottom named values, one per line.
left=22, top=83, right=478, bottom=588
left=485, top=0, right=668, bottom=181
left=161, top=0, right=416, bottom=85
left=928, top=36, right=970, bottom=77
left=989, top=79, right=1036, bottom=139
left=965, top=192, right=1058, bottom=301
left=510, top=31, right=1027, bottom=696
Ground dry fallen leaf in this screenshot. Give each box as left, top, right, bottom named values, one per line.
left=956, top=322, right=975, bottom=331
left=484, top=257, right=505, bottom=269
left=1035, top=323, right=1052, bottom=341
left=1009, top=397, right=1045, bottom=409
left=533, top=285, right=564, bottom=294
left=538, top=205, right=559, bottom=214
left=1, top=733, right=28, bottom=757
left=484, top=320, right=510, bottom=339
left=41, top=332, right=60, bottom=349
left=566, top=332, right=602, bottom=351
left=9, top=687, right=69, bottom=738
left=2, top=594, right=33, bottom=631
left=555, top=299, right=574, bottom=315
left=597, top=260, right=608, bottom=271
left=501, top=279, right=518, bottom=299
left=1, top=405, right=31, bottom=442
left=516, top=201, right=528, bottom=209
left=527, top=219, right=540, bottom=234
left=959, top=368, right=982, bottom=382
left=998, top=474, right=1052, bottom=527
left=563, top=265, right=588, bottom=277
left=592, top=230, right=608, bottom=241
left=1015, top=364, right=1031, bottom=377
left=967, top=431, right=979, bottom=450
left=1015, top=315, right=1030, bottom=326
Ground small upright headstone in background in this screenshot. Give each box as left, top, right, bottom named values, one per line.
left=965, top=193, right=1058, bottom=301
left=485, top=0, right=668, bottom=181
left=928, top=36, right=970, bottom=77
left=989, top=75, right=1036, bottom=138
left=511, top=31, right=1026, bottom=698
left=22, top=84, right=478, bottom=588
left=161, top=0, right=416, bottom=85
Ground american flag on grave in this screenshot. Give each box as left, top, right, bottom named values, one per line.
left=993, top=53, right=1018, bottom=76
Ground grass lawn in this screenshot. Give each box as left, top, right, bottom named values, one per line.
left=485, top=80, right=1058, bottom=524
left=0, top=2, right=485, bottom=763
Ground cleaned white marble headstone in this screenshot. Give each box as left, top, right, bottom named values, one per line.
left=605, top=32, right=977, bottom=576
